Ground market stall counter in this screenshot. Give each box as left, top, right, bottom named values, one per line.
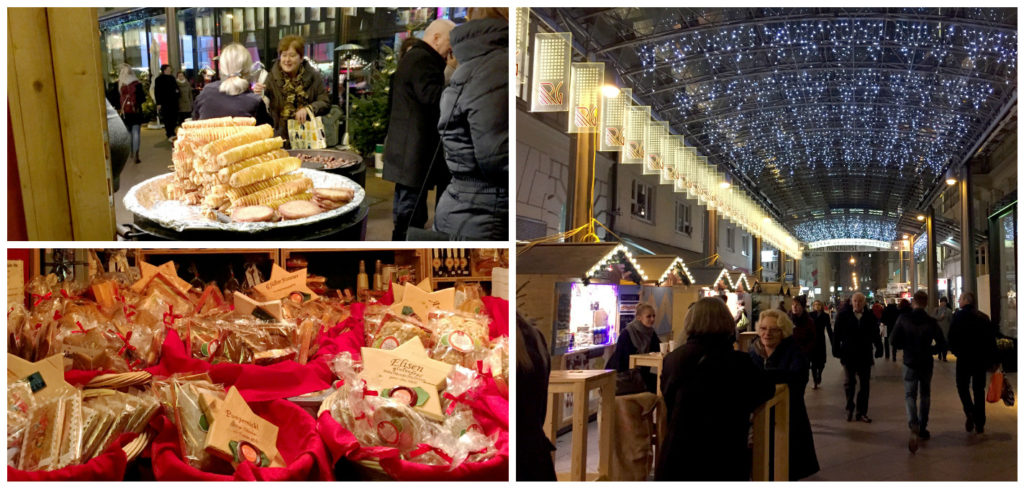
left=516, top=242, right=650, bottom=434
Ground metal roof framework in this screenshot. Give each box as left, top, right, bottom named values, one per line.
left=536, top=8, right=1017, bottom=242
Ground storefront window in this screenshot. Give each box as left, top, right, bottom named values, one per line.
left=998, top=209, right=1016, bottom=337
left=148, top=14, right=168, bottom=73
left=123, top=20, right=147, bottom=70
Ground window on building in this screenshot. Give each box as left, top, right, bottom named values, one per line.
left=741, top=235, right=749, bottom=256
left=675, top=201, right=692, bottom=236
left=726, top=227, right=735, bottom=252
left=631, top=180, right=654, bottom=223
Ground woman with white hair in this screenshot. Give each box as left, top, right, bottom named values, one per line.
left=749, top=309, right=820, bottom=480
left=191, top=43, right=271, bottom=124
left=117, top=64, right=146, bottom=164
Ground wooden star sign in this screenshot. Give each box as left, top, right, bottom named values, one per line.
left=7, top=353, right=73, bottom=402
left=389, top=282, right=454, bottom=320
left=131, top=261, right=191, bottom=295
left=251, top=264, right=318, bottom=302
left=232, top=291, right=284, bottom=322
left=360, top=346, right=454, bottom=421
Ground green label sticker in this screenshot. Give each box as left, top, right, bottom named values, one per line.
left=25, top=372, right=46, bottom=393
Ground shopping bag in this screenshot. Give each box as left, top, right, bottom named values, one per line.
left=986, top=371, right=1004, bottom=403
left=1002, top=377, right=1015, bottom=407
left=287, top=109, right=327, bottom=149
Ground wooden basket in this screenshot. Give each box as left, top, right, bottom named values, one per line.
left=84, top=371, right=152, bottom=389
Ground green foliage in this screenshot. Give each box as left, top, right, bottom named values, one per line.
left=348, top=45, right=397, bottom=159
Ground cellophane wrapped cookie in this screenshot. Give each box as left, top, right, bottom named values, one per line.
left=365, top=312, right=434, bottom=350
left=7, top=380, right=36, bottom=468
left=153, top=374, right=232, bottom=473
left=427, top=311, right=491, bottom=368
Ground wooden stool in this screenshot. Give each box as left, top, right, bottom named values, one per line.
left=629, top=352, right=665, bottom=396
left=545, top=369, right=615, bottom=481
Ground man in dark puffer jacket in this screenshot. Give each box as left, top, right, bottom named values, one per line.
left=434, top=9, right=509, bottom=241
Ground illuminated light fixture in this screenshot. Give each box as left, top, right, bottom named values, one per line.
left=806, top=238, right=892, bottom=250
left=514, top=7, right=530, bottom=85
left=917, top=214, right=926, bottom=221
left=719, top=173, right=732, bottom=189
left=529, top=32, right=572, bottom=113
left=945, top=168, right=957, bottom=186
left=599, top=87, right=630, bottom=152
left=644, top=121, right=668, bottom=176
left=601, top=84, right=621, bottom=98
left=763, top=217, right=772, bottom=223
left=567, top=62, right=604, bottom=134
left=849, top=256, right=856, bottom=264
left=903, top=234, right=909, bottom=240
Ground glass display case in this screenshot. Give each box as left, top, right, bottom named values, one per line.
left=552, top=282, right=619, bottom=355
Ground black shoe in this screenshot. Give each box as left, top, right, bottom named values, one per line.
left=976, top=425, right=984, bottom=434
left=856, top=415, right=872, bottom=423
left=847, top=410, right=854, bottom=422
left=919, top=429, right=931, bottom=440
left=965, top=417, right=974, bottom=432
left=908, top=433, right=919, bottom=453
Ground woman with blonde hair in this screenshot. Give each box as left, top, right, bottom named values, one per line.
left=607, top=303, right=660, bottom=394
left=656, top=297, right=775, bottom=480
left=749, top=309, right=820, bottom=480
left=191, top=43, right=271, bottom=124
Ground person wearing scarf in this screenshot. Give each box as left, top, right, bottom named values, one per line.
left=254, top=35, right=330, bottom=148
left=607, top=303, right=660, bottom=393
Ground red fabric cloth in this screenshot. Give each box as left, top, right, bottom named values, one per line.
left=482, top=296, right=509, bottom=340
left=64, top=369, right=107, bottom=387
left=380, top=282, right=395, bottom=305
left=7, top=432, right=138, bottom=481
left=150, top=399, right=332, bottom=481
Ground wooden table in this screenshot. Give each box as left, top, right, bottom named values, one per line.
left=629, top=352, right=666, bottom=396
left=545, top=369, right=616, bottom=481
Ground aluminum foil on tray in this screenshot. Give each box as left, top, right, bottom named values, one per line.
left=123, top=168, right=365, bottom=233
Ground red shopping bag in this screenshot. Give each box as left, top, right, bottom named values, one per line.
left=986, top=371, right=1004, bottom=403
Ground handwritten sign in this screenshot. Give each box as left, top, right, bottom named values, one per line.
left=251, top=264, right=318, bottom=302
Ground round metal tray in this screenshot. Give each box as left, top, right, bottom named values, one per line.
left=123, top=168, right=366, bottom=236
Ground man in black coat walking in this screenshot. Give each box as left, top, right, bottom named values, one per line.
left=833, top=292, right=884, bottom=423
left=154, top=64, right=180, bottom=140
left=881, top=300, right=900, bottom=361
left=948, top=291, right=998, bottom=434
left=383, top=19, right=455, bottom=241
left=891, top=290, right=946, bottom=452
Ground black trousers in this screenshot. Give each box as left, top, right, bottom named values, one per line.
left=843, top=363, right=872, bottom=416
left=955, top=362, right=988, bottom=428
left=160, top=105, right=178, bottom=137
left=392, top=180, right=448, bottom=241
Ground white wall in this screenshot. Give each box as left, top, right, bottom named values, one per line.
left=516, top=108, right=615, bottom=240
left=717, top=219, right=752, bottom=272
left=613, top=163, right=705, bottom=256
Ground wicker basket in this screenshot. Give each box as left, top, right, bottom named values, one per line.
left=80, top=388, right=154, bottom=462
left=84, top=371, right=152, bottom=389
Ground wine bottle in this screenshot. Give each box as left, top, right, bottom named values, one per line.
left=373, top=260, right=383, bottom=291
left=356, top=260, right=369, bottom=300
left=432, top=249, right=442, bottom=278
left=444, top=248, right=454, bottom=277
left=459, top=249, right=469, bottom=276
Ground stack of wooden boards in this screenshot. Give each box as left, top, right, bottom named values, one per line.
left=166, top=116, right=353, bottom=222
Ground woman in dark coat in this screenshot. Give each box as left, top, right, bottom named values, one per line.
left=657, top=298, right=776, bottom=481
left=789, top=295, right=817, bottom=357
left=516, top=313, right=556, bottom=481
left=434, top=9, right=508, bottom=240
left=254, top=35, right=330, bottom=148
left=808, top=300, right=834, bottom=389
left=607, top=303, right=660, bottom=394
left=192, top=43, right=272, bottom=125
left=749, top=309, right=820, bottom=481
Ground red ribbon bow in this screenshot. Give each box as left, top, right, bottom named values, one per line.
left=163, top=305, right=183, bottom=326
left=115, top=330, right=136, bottom=356
left=443, top=391, right=471, bottom=416
left=53, top=310, right=63, bottom=321
left=59, top=289, right=81, bottom=300
left=123, top=304, right=137, bottom=321
left=71, top=321, right=87, bottom=334
left=409, top=444, right=454, bottom=464
left=31, top=292, right=52, bottom=307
